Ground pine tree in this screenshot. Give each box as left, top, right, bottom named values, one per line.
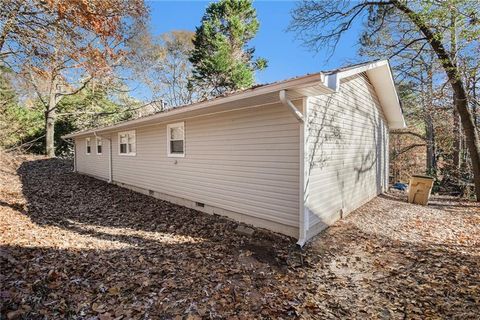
left=189, top=0, right=267, bottom=97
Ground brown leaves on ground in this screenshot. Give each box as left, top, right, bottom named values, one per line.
left=299, top=192, right=480, bottom=319
left=0, top=153, right=479, bottom=319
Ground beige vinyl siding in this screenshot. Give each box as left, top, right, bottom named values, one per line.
left=305, top=73, right=389, bottom=232
left=75, top=136, right=110, bottom=181
left=110, top=103, right=301, bottom=227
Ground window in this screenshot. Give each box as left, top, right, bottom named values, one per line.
left=167, top=122, right=185, bottom=157
left=119, top=130, right=136, bottom=155
left=96, top=137, right=102, bottom=155
left=86, top=138, right=91, bottom=155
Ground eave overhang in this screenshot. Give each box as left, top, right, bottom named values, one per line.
left=62, top=74, right=333, bottom=139
left=63, top=59, right=406, bottom=139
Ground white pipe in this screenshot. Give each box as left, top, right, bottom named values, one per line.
left=279, top=90, right=304, bottom=123
left=280, top=92, right=307, bottom=246
left=107, top=137, right=112, bottom=183
left=296, top=97, right=309, bottom=247
left=73, top=139, right=76, bottom=172
left=279, top=91, right=307, bottom=246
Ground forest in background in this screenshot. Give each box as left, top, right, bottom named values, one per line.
left=354, top=1, right=479, bottom=197
left=290, top=0, right=479, bottom=199
left=0, top=0, right=265, bottom=155
left=1, top=0, right=479, bottom=199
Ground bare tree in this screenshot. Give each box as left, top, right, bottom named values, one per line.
left=290, top=0, right=480, bottom=200
left=1, top=0, right=146, bottom=157
left=361, top=19, right=445, bottom=176
left=127, top=29, right=196, bottom=107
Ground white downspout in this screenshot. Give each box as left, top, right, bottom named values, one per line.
left=279, top=90, right=308, bottom=246
left=296, top=97, right=309, bottom=247
left=73, top=139, right=76, bottom=172
left=107, top=137, right=112, bottom=183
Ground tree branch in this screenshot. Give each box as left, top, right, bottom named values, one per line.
left=392, top=143, right=426, bottom=159
left=391, top=130, right=426, bottom=141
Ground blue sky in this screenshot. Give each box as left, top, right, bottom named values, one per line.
left=138, top=1, right=364, bottom=98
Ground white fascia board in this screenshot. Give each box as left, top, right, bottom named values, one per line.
left=338, top=60, right=389, bottom=80
left=366, top=63, right=406, bottom=129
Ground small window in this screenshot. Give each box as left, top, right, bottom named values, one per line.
left=119, top=130, right=136, bottom=156
left=167, top=122, right=185, bottom=157
left=96, top=137, right=102, bottom=155
left=86, top=138, right=91, bottom=155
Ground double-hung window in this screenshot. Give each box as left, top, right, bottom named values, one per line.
left=86, top=138, right=91, bottom=155
left=167, top=122, right=185, bottom=157
left=96, top=137, right=102, bottom=155
left=119, top=130, right=136, bottom=156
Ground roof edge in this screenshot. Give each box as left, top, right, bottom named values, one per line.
left=63, top=59, right=406, bottom=139
left=63, top=72, right=327, bottom=139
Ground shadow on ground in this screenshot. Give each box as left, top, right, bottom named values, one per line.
left=1, top=158, right=479, bottom=319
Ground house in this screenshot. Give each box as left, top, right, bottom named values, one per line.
left=63, top=60, right=405, bottom=245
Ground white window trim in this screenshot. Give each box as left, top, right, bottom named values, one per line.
left=167, top=122, right=185, bottom=158
left=96, top=137, right=102, bottom=155
left=86, top=137, right=91, bottom=155
left=118, top=130, right=136, bottom=156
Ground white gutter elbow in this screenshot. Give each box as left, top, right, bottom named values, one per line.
left=296, top=236, right=307, bottom=248
left=279, top=90, right=304, bottom=123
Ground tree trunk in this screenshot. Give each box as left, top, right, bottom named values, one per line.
left=425, top=62, right=436, bottom=175
left=453, top=106, right=461, bottom=170
left=392, top=0, right=480, bottom=200
left=425, top=113, right=436, bottom=174
left=454, top=84, right=480, bottom=194
left=451, top=11, right=461, bottom=173
left=472, top=72, right=478, bottom=128
left=45, top=79, right=57, bottom=157
left=45, top=108, right=55, bottom=157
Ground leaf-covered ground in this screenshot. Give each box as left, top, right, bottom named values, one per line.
left=1, top=154, right=479, bottom=319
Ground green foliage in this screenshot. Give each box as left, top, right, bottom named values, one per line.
left=0, top=104, right=44, bottom=150
left=189, top=0, right=267, bottom=96
left=1, top=71, right=132, bottom=155
left=0, top=69, right=44, bottom=150
left=0, top=67, right=16, bottom=108
left=57, top=86, right=132, bottom=130
left=52, top=85, right=133, bottom=156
